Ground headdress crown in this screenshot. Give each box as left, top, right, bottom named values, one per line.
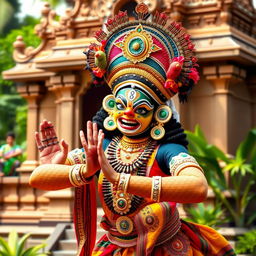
left=85, top=3, right=199, bottom=104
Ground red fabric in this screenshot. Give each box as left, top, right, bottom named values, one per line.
left=149, top=159, right=169, bottom=177
left=73, top=181, right=97, bottom=256
left=181, top=220, right=209, bottom=254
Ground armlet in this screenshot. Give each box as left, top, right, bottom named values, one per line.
left=169, top=152, right=203, bottom=176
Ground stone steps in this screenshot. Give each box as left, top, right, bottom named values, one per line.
left=52, top=208, right=106, bottom=256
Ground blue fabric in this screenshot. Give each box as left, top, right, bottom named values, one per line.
left=156, top=143, right=188, bottom=175
left=103, top=138, right=112, bottom=151
left=102, top=139, right=188, bottom=175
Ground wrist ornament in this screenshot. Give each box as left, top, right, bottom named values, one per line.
left=151, top=176, right=162, bottom=202
left=113, top=173, right=132, bottom=215
left=69, top=164, right=93, bottom=187
left=117, top=173, right=131, bottom=193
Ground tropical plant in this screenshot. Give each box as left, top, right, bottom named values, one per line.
left=184, top=202, right=229, bottom=228
left=0, top=230, right=49, bottom=256
left=186, top=125, right=256, bottom=227
left=236, top=229, right=256, bottom=254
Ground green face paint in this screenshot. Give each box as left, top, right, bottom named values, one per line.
left=114, top=87, right=154, bottom=136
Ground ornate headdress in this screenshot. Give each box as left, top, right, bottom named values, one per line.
left=85, top=3, right=199, bottom=139
left=85, top=3, right=199, bottom=104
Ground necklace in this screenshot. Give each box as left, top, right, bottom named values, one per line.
left=107, top=136, right=156, bottom=174
left=103, top=136, right=157, bottom=215
left=119, top=136, right=151, bottom=162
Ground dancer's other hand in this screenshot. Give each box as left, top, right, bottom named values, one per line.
left=35, top=120, right=68, bottom=164
left=79, top=121, right=100, bottom=177
left=97, top=129, right=119, bottom=184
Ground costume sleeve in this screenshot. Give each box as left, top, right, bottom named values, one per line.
left=156, top=143, right=188, bottom=175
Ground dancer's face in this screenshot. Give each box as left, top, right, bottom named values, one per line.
left=114, top=87, right=154, bottom=136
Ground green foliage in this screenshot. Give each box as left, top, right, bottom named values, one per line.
left=0, top=24, right=41, bottom=88
left=184, top=203, right=229, bottom=228
left=236, top=230, right=256, bottom=254
left=0, top=95, right=27, bottom=145
left=0, top=230, right=49, bottom=256
left=0, top=22, right=40, bottom=150
left=186, top=125, right=256, bottom=227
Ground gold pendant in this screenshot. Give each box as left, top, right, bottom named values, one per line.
left=113, top=191, right=132, bottom=215
left=116, top=216, right=134, bottom=235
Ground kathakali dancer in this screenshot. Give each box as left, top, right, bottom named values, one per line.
left=30, top=3, right=236, bottom=256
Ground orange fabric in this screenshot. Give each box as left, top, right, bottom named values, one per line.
left=93, top=222, right=236, bottom=256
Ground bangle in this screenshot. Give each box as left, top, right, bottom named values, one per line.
left=69, top=164, right=89, bottom=187
left=169, top=153, right=202, bottom=176
left=117, top=173, right=131, bottom=193
left=151, top=176, right=162, bottom=202
left=174, top=163, right=204, bottom=176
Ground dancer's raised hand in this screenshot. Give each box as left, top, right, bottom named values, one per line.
left=79, top=121, right=100, bottom=177
left=35, top=120, right=68, bottom=164
left=97, top=129, right=119, bottom=183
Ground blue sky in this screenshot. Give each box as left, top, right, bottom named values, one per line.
left=18, top=0, right=66, bottom=19
left=18, top=0, right=256, bottom=19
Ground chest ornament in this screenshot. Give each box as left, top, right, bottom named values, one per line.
left=102, top=136, right=157, bottom=215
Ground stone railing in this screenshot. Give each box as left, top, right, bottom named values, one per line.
left=0, top=166, right=73, bottom=225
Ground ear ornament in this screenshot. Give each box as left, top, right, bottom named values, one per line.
left=150, top=105, right=172, bottom=140
left=102, top=95, right=117, bottom=131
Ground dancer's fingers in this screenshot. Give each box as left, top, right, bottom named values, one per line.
left=80, top=130, right=88, bottom=154
left=93, top=122, right=98, bottom=146
left=87, top=121, right=93, bottom=147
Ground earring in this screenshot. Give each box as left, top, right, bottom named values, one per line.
left=150, top=105, right=172, bottom=140
left=102, top=95, right=117, bottom=131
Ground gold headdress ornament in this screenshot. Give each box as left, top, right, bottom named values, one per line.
left=85, top=3, right=199, bottom=104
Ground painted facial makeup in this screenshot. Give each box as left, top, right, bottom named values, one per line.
left=115, top=87, right=154, bottom=136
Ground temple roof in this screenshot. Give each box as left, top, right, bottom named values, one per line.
left=3, top=0, right=256, bottom=82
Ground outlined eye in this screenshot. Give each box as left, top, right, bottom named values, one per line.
left=116, top=103, right=125, bottom=110
left=135, top=107, right=149, bottom=115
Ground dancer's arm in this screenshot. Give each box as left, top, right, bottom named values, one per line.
left=30, top=121, right=100, bottom=190
left=97, top=130, right=207, bottom=204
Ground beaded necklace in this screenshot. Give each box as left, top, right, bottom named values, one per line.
left=102, top=136, right=157, bottom=215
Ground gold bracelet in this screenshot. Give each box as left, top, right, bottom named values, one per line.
left=174, top=163, right=204, bottom=176
left=69, top=164, right=87, bottom=187
left=151, top=176, right=162, bottom=202
left=169, top=153, right=201, bottom=176
left=117, top=173, right=131, bottom=193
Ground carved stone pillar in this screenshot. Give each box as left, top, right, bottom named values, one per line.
left=16, top=83, right=44, bottom=211
left=49, top=73, right=80, bottom=149
left=203, top=64, right=246, bottom=153
left=40, top=73, right=80, bottom=224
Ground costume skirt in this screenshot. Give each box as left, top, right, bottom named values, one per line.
left=92, top=220, right=235, bottom=256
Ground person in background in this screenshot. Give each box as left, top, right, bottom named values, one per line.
left=0, top=132, right=22, bottom=176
